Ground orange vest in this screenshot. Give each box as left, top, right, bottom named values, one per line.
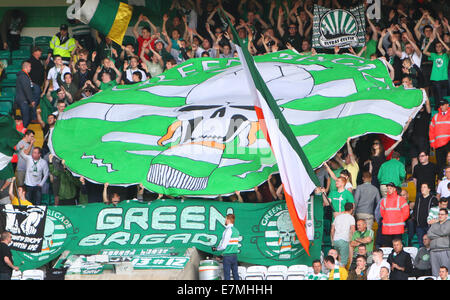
left=380, top=192, right=409, bottom=235
left=429, top=109, right=450, bottom=149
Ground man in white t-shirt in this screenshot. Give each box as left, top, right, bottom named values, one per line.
left=41, top=55, right=71, bottom=97
left=437, top=166, right=450, bottom=200
left=399, top=41, right=422, bottom=68
left=123, top=56, right=147, bottom=84
left=367, top=248, right=391, bottom=280
left=331, top=202, right=355, bottom=267
left=194, top=38, right=217, bottom=58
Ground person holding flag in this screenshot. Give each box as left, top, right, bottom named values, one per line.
left=0, top=115, right=23, bottom=196
left=211, top=214, right=240, bottom=280
left=220, top=8, right=320, bottom=255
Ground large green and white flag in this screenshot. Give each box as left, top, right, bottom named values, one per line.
left=0, top=115, right=23, bottom=180
left=49, top=50, right=425, bottom=197
left=312, top=4, right=366, bottom=49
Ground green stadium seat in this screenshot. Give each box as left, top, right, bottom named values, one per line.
left=2, top=87, right=16, bottom=95
left=20, top=36, right=34, bottom=46
left=11, top=49, right=29, bottom=65
left=0, top=50, right=10, bottom=63
left=0, top=89, right=14, bottom=99
left=34, top=36, right=52, bottom=46
left=0, top=101, right=13, bottom=115
left=38, top=45, right=51, bottom=59
left=12, top=49, right=29, bottom=57
left=0, top=89, right=14, bottom=115
left=431, top=109, right=438, bottom=118
left=19, top=44, right=32, bottom=52
left=5, top=64, right=21, bottom=80
left=0, top=76, right=17, bottom=88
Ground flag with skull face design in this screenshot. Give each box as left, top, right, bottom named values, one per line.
left=226, top=16, right=320, bottom=255
left=49, top=51, right=425, bottom=202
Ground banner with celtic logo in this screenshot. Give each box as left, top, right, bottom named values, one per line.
left=312, top=4, right=366, bottom=48
left=11, top=197, right=323, bottom=271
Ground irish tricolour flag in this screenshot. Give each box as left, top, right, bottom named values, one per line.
left=77, top=0, right=133, bottom=45
left=0, top=116, right=23, bottom=180
left=225, top=15, right=320, bottom=255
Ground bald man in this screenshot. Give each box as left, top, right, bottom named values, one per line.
left=15, top=60, right=34, bottom=127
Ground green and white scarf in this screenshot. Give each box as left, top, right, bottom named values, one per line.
left=306, top=272, right=328, bottom=280
left=331, top=265, right=341, bottom=280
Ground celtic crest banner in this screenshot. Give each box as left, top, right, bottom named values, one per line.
left=312, top=4, right=366, bottom=48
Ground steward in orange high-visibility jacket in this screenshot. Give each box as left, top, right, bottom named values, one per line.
left=429, top=106, right=450, bottom=149
left=380, top=184, right=410, bottom=235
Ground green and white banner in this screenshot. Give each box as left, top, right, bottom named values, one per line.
left=60, top=249, right=191, bottom=275
left=49, top=51, right=424, bottom=197
left=12, top=198, right=323, bottom=271
left=312, top=5, right=366, bottom=49
left=0, top=115, right=23, bottom=180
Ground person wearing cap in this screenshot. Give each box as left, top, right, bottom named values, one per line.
left=49, top=24, right=76, bottom=65
left=377, top=151, right=406, bottom=199
left=428, top=197, right=450, bottom=225
left=429, top=97, right=450, bottom=174
left=152, top=32, right=175, bottom=67
left=380, top=182, right=410, bottom=247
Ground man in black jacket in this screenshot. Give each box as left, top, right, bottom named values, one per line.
left=387, top=238, right=413, bottom=280
left=27, top=47, right=44, bottom=121
left=413, top=183, right=439, bottom=248
left=15, top=60, right=33, bottom=128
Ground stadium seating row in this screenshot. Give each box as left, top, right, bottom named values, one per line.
left=224, top=264, right=312, bottom=280
left=11, top=269, right=45, bottom=280
left=379, top=247, right=418, bottom=260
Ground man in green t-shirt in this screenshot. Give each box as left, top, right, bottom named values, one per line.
left=359, top=13, right=378, bottom=59
left=326, top=160, right=343, bottom=194
left=423, top=34, right=449, bottom=108
left=327, top=177, right=354, bottom=217
left=93, top=59, right=122, bottom=92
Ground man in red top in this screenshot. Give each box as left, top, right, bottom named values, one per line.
left=380, top=183, right=410, bottom=247
left=429, top=97, right=450, bottom=174
left=132, top=14, right=157, bottom=61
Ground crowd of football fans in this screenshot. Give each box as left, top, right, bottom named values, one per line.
left=0, top=0, right=448, bottom=280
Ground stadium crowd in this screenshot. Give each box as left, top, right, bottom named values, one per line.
left=0, top=0, right=449, bottom=280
